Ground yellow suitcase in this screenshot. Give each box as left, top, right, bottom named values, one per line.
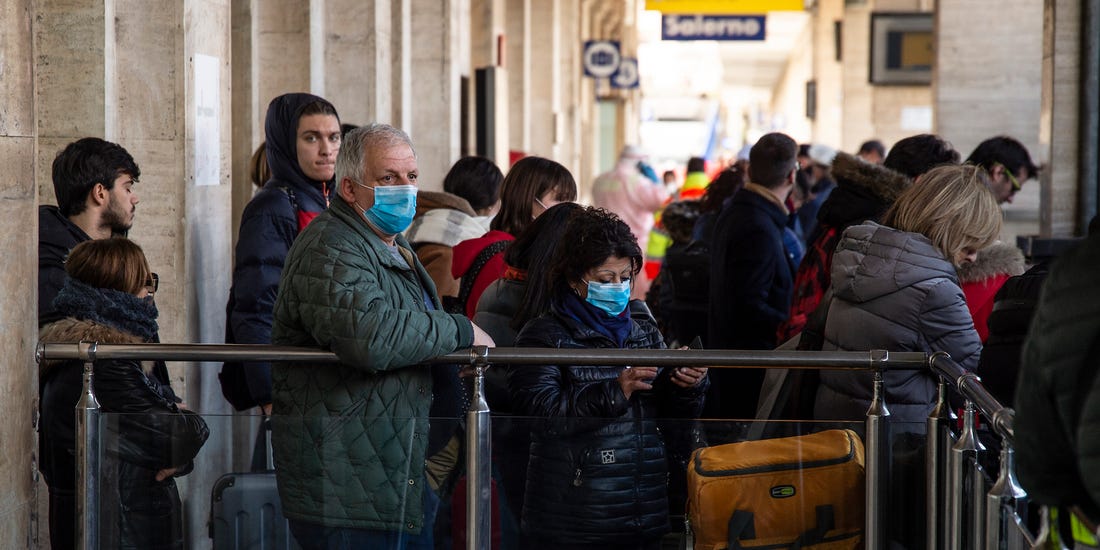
left=686, top=429, right=865, bottom=549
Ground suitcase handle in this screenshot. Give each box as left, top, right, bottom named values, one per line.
left=726, top=505, right=835, bottom=549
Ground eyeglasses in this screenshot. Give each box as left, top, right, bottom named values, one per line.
left=145, top=273, right=159, bottom=295
left=995, top=162, right=1022, bottom=193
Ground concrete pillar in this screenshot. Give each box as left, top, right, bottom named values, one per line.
left=529, top=0, right=561, bottom=158
left=1039, top=0, right=1082, bottom=236
left=1, top=0, right=38, bottom=546
left=410, top=0, right=468, bottom=191
left=391, top=0, right=413, bottom=129
left=559, top=0, right=582, bottom=180
left=254, top=0, right=311, bottom=128
left=470, top=0, right=511, bottom=167
left=36, top=0, right=237, bottom=545
left=935, top=0, right=1043, bottom=156
left=840, top=3, right=874, bottom=152
left=505, top=0, right=532, bottom=158
left=935, top=0, right=1043, bottom=241
left=811, top=0, right=845, bottom=148
left=313, top=0, right=392, bottom=126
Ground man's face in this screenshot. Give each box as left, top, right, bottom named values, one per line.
left=991, top=164, right=1028, bottom=204
left=345, top=143, right=419, bottom=212
left=296, top=114, right=342, bottom=182
left=101, top=172, right=138, bottom=233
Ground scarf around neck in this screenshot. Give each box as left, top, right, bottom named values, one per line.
left=52, top=277, right=159, bottom=341
left=556, top=291, right=632, bottom=348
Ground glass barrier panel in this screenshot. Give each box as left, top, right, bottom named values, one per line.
left=68, top=412, right=1032, bottom=549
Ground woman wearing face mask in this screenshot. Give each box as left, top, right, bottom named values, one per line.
left=39, top=238, right=209, bottom=550
left=451, top=156, right=578, bottom=318
left=507, top=207, right=707, bottom=550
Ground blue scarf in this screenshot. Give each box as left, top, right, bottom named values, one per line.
left=52, top=277, right=159, bottom=341
left=556, top=291, right=632, bottom=348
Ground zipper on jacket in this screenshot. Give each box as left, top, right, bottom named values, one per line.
left=573, top=448, right=591, bottom=487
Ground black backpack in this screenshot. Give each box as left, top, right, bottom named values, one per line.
left=218, top=186, right=300, bottom=411
left=661, top=240, right=711, bottom=347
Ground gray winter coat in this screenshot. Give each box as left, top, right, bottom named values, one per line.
left=814, top=222, right=981, bottom=426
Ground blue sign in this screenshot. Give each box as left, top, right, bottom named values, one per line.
left=611, top=58, right=639, bottom=89
left=662, top=14, right=766, bottom=41
left=583, top=40, right=622, bottom=78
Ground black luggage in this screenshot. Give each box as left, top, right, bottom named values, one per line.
left=209, top=471, right=300, bottom=550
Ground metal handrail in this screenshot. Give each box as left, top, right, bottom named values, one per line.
left=925, top=353, right=1033, bottom=550
left=36, top=342, right=933, bottom=550
left=36, top=342, right=930, bottom=369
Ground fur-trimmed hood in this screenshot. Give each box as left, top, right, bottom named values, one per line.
left=957, top=242, right=1027, bottom=283
left=39, top=317, right=148, bottom=375
left=830, top=152, right=910, bottom=203
left=817, top=153, right=911, bottom=230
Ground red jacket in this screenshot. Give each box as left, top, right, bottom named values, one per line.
left=957, top=243, right=1026, bottom=342
left=451, top=230, right=515, bottom=318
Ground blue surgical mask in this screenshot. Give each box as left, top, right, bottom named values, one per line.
left=358, top=184, right=417, bottom=235
left=584, top=280, right=631, bottom=317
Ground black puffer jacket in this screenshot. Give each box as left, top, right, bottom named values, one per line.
left=509, top=302, right=707, bottom=546
left=39, top=319, right=209, bottom=550
left=976, top=261, right=1049, bottom=406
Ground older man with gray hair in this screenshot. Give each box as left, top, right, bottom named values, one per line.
left=271, top=123, right=495, bottom=549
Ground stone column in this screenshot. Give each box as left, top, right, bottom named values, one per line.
left=253, top=0, right=311, bottom=128
left=812, top=0, right=844, bottom=148
left=558, top=0, right=582, bottom=179
left=1039, top=0, right=1083, bottom=236
left=391, top=0, right=413, bottom=129
left=410, top=0, right=468, bottom=191
left=313, top=0, right=392, bottom=126
left=935, top=0, right=1043, bottom=241
left=529, top=0, right=561, bottom=158
left=505, top=0, right=532, bottom=158
left=1, top=0, right=37, bottom=546
left=36, top=1, right=237, bottom=546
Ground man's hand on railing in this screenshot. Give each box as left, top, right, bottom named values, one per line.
left=471, top=322, right=496, bottom=347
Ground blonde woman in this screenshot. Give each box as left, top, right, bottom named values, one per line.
left=813, top=163, right=1002, bottom=424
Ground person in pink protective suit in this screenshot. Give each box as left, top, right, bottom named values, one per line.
left=591, top=145, right=670, bottom=298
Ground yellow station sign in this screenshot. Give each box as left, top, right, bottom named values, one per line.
left=645, top=0, right=803, bottom=14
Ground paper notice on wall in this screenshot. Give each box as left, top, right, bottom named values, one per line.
left=194, top=54, right=220, bottom=186
left=900, top=106, right=932, bottom=132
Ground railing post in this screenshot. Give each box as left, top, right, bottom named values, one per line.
left=865, top=350, right=891, bottom=550
left=465, top=346, right=492, bottom=550
left=985, top=433, right=1028, bottom=550
left=75, top=341, right=101, bottom=550
left=926, top=375, right=951, bottom=550
left=948, top=400, right=985, bottom=550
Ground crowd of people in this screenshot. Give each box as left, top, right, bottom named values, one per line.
left=34, top=89, right=1100, bottom=549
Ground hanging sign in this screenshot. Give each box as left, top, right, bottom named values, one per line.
left=611, top=58, right=639, bottom=89
left=583, top=40, right=622, bottom=78
left=663, top=14, right=766, bottom=41
left=646, top=0, right=802, bottom=14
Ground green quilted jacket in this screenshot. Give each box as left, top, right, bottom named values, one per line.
left=270, top=198, right=474, bottom=533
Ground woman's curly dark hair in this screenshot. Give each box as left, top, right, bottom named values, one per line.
left=521, top=207, right=642, bottom=323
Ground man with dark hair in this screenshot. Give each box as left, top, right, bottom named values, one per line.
left=966, top=135, right=1039, bottom=204
left=707, top=132, right=798, bottom=421
left=778, top=133, right=957, bottom=343
left=442, top=156, right=504, bottom=226
left=857, top=139, right=886, bottom=164
left=39, top=137, right=141, bottom=325
left=883, top=133, right=960, bottom=179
